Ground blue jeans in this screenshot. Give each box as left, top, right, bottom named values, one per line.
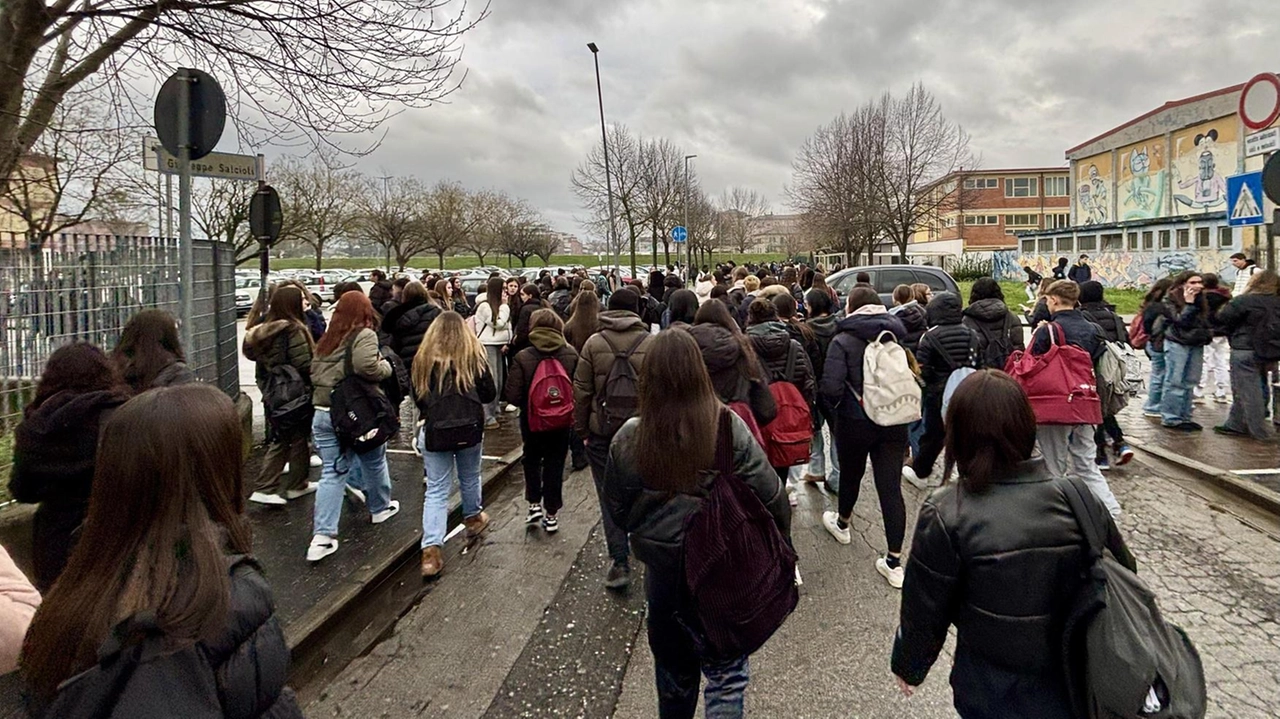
left=1142, top=346, right=1166, bottom=414
left=908, top=418, right=926, bottom=460
left=1160, top=342, right=1203, bottom=425
left=312, top=409, right=394, bottom=538
left=808, top=415, right=841, bottom=489
left=421, top=438, right=484, bottom=548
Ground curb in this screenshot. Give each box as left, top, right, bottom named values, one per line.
left=284, top=443, right=524, bottom=651
left=1130, top=441, right=1280, bottom=516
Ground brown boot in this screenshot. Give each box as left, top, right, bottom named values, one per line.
left=421, top=546, right=443, bottom=578
left=463, top=511, right=490, bottom=538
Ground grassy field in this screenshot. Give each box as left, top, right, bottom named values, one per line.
left=267, top=253, right=789, bottom=272
left=957, top=281, right=1145, bottom=316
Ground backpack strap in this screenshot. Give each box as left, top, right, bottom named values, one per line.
left=1060, top=477, right=1105, bottom=562
left=714, top=408, right=734, bottom=477
left=784, top=341, right=798, bottom=382
left=924, top=331, right=959, bottom=372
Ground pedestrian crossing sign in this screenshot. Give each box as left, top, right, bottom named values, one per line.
left=1227, top=172, right=1265, bottom=227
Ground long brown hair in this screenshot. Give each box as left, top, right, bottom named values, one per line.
left=112, top=309, right=185, bottom=394
left=1245, top=268, right=1280, bottom=296
left=943, top=370, right=1036, bottom=493
left=316, top=291, right=377, bottom=356
left=634, top=329, right=720, bottom=492
left=28, top=342, right=126, bottom=412
left=22, top=384, right=251, bottom=701
left=413, top=311, right=488, bottom=396
left=693, top=298, right=761, bottom=380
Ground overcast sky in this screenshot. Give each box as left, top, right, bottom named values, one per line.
left=348, top=0, right=1278, bottom=238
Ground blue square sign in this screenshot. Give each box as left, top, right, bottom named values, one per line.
left=1227, top=172, right=1265, bottom=227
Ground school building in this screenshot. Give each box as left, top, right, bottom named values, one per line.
left=909, top=167, right=1072, bottom=257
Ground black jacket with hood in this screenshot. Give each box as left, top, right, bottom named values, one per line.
left=915, top=293, right=979, bottom=395
left=746, top=321, right=816, bottom=407
left=961, top=298, right=1024, bottom=369
left=686, top=324, right=777, bottom=427
left=819, top=310, right=907, bottom=422
left=381, top=298, right=442, bottom=372
left=1215, top=293, right=1280, bottom=352
left=1162, top=291, right=1212, bottom=347
left=1031, top=309, right=1106, bottom=363
left=890, top=301, right=928, bottom=354
left=805, top=314, right=840, bottom=382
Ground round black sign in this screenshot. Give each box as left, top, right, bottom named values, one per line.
left=154, top=68, right=226, bottom=161
left=250, top=185, right=284, bottom=244
left=1263, top=152, right=1280, bottom=205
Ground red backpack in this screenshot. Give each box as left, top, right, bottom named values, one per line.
left=1128, top=314, right=1148, bottom=350
left=527, top=355, right=575, bottom=432
left=762, top=343, right=813, bottom=467
left=1004, top=323, right=1102, bottom=426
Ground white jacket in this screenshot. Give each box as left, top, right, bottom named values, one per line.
left=474, top=299, right=512, bottom=345
left=1233, top=264, right=1261, bottom=296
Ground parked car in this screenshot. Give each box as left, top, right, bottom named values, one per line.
left=825, top=264, right=960, bottom=308
left=235, top=276, right=262, bottom=317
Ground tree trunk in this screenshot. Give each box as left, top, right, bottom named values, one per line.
left=314, top=244, right=323, bottom=271
left=437, top=251, right=446, bottom=270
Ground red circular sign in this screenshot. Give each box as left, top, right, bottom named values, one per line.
left=1239, top=73, right=1280, bottom=131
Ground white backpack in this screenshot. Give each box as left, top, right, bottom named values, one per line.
left=856, top=331, right=923, bottom=427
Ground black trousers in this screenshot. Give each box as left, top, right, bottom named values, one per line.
left=587, top=435, right=631, bottom=563
left=569, top=429, right=586, bottom=462
left=832, top=416, right=909, bottom=555
left=912, top=392, right=945, bottom=479
left=521, top=421, right=570, bottom=515
left=1093, top=415, right=1124, bottom=457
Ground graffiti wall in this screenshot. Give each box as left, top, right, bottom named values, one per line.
left=1117, top=139, right=1168, bottom=221
left=1170, top=119, right=1239, bottom=215
left=1075, top=152, right=1114, bottom=226
left=995, top=248, right=1240, bottom=289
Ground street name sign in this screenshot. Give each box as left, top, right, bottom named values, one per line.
left=143, top=137, right=260, bottom=181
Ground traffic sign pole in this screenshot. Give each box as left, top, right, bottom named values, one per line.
left=178, top=68, right=195, bottom=358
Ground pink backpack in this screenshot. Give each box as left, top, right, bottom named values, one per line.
left=528, top=356, right=575, bottom=432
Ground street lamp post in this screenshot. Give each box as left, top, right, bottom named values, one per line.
left=587, top=43, right=620, bottom=272
left=684, top=154, right=696, bottom=280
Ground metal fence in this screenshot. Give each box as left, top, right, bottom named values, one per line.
left=1, top=232, right=238, bottom=485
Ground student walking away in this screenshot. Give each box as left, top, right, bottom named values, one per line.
left=961, top=278, right=1024, bottom=370
left=773, top=293, right=821, bottom=384
left=802, top=289, right=842, bottom=490
left=9, top=344, right=129, bottom=593
left=511, top=284, right=548, bottom=357
left=1068, top=254, right=1092, bottom=283
left=818, top=287, right=920, bottom=588
left=382, top=280, right=442, bottom=374
left=573, top=287, right=652, bottom=590
left=1052, top=256, right=1069, bottom=281
left=548, top=276, right=573, bottom=320
left=414, top=312, right=498, bottom=579
left=1194, top=274, right=1231, bottom=404
left=1023, top=263, right=1043, bottom=303
left=1231, top=252, right=1261, bottom=295
left=664, top=288, right=700, bottom=328
left=1160, top=271, right=1212, bottom=431
left=0, top=546, right=39, bottom=675
left=504, top=309, right=579, bottom=534
left=1138, top=278, right=1175, bottom=417
left=474, top=277, right=512, bottom=428
left=905, top=292, right=979, bottom=487
left=111, top=309, right=196, bottom=393
left=307, top=292, right=400, bottom=563
left=891, top=371, right=1135, bottom=719
left=1213, top=269, right=1280, bottom=439
left=603, top=330, right=792, bottom=719
left=734, top=275, right=762, bottom=329
left=746, top=300, right=816, bottom=497
left=367, top=269, right=393, bottom=311
left=888, top=285, right=927, bottom=353
left=1018, top=280, right=1122, bottom=517
left=689, top=300, right=777, bottom=430
left=242, top=286, right=316, bottom=506
left=564, top=287, right=603, bottom=471
left=1078, top=281, right=1135, bottom=469
left=21, top=384, right=303, bottom=718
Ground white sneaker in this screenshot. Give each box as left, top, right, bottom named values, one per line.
left=901, top=465, right=920, bottom=484
left=345, top=484, right=366, bottom=504
left=284, top=482, right=318, bottom=500
left=822, top=511, right=851, bottom=545
left=282, top=463, right=290, bottom=474
left=249, top=492, right=287, bottom=506
left=309, top=454, right=322, bottom=468
left=787, top=487, right=799, bottom=507
left=504, top=403, right=518, bottom=413
left=307, top=535, right=338, bottom=562
left=371, top=500, right=400, bottom=524
left=876, top=557, right=905, bottom=589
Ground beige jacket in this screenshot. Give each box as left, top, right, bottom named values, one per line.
left=310, top=328, right=391, bottom=408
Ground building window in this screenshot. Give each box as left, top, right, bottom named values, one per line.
left=1177, top=229, right=1190, bottom=248
left=1044, top=176, right=1069, bottom=197
left=1102, top=233, right=1123, bottom=251
left=1038, top=237, right=1053, bottom=252
left=1004, top=214, right=1038, bottom=227
left=1022, top=238, right=1036, bottom=254
left=1056, top=236, right=1074, bottom=252
left=964, top=177, right=999, bottom=190
left=965, top=214, right=999, bottom=226
left=1219, top=226, right=1233, bottom=248
left=1046, top=213, right=1071, bottom=229
left=1195, top=227, right=1211, bottom=248
left=1005, top=177, right=1039, bottom=197
left=943, top=216, right=956, bottom=228
left=1126, top=232, right=1139, bottom=250
left=1078, top=235, right=1097, bottom=252
left=1159, top=230, right=1171, bottom=249
left=1142, top=231, right=1154, bottom=250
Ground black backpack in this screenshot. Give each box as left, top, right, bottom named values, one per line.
left=380, top=345, right=412, bottom=408
left=261, top=331, right=313, bottom=434
left=684, top=410, right=798, bottom=658
left=1060, top=478, right=1207, bottom=719
left=418, top=369, right=485, bottom=452
left=330, top=335, right=400, bottom=453
left=971, top=320, right=1014, bottom=370
left=595, top=334, right=645, bottom=438
left=1254, top=308, right=1280, bottom=362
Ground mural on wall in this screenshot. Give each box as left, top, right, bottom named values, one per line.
left=1001, top=248, right=1240, bottom=289
left=1076, top=153, right=1112, bottom=225
left=1171, top=120, right=1238, bottom=213
left=1117, top=141, right=1167, bottom=221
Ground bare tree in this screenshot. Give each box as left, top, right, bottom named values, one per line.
left=716, top=187, right=771, bottom=254
left=459, top=189, right=500, bottom=264
left=355, top=175, right=422, bottom=271
left=498, top=201, right=549, bottom=267
left=637, top=138, right=687, bottom=266
left=0, top=1, right=488, bottom=194
left=571, top=123, right=645, bottom=274
left=532, top=230, right=560, bottom=264
left=272, top=152, right=362, bottom=270
left=417, top=180, right=478, bottom=270
left=192, top=178, right=256, bottom=264
left=876, top=84, right=976, bottom=261
left=686, top=188, right=719, bottom=267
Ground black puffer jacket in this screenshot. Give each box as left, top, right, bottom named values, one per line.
left=805, top=314, right=840, bottom=383
left=1216, top=293, right=1280, bottom=352
left=9, top=389, right=129, bottom=592
left=891, top=302, right=928, bottom=353
left=686, top=324, right=776, bottom=427
left=1141, top=301, right=1174, bottom=352
left=961, top=298, right=1024, bottom=369
left=1080, top=301, right=1129, bottom=345
left=368, top=280, right=393, bottom=312
left=746, top=321, right=815, bottom=406
left=782, top=320, right=822, bottom=384
left=603, top=411, right=790, bottom=574
left=1163, top=294, right=1212, bottom=347
left=382, top=298, right=442, bottom=372
left=915, top=294, right=979, bottom=395
left=892, top=460, right=1134, bottom=696
left=819, top=311, right=907, bottom=421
